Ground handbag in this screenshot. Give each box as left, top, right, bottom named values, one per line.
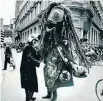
left=59, top=69, right=71, bottom=82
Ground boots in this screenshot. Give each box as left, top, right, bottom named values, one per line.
left=30, top=97, right=36, bottom=101
left=42, top=90, right=52, bottom=99
left=26, top=97, right=29, bottom=101
left=25, top=90, right=29, bottom=101
left=25, top=90, right=36, bottom=101
left=29, top=91, right=36, bottom=101
left=51, top=91, right=57, bottom=101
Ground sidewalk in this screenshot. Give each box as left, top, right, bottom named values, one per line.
left=0, top=48, right=3, bottom=101
left=1, top=49, right=103, bottom=101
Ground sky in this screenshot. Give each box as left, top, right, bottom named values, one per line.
left=0, top=0, right=15, bottom=25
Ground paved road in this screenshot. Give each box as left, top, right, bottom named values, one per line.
left=1, top=49, right=103, bottom=101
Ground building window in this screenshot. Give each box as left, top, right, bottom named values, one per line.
left=39, top=25, right=41, bottom=30
left=29, top=12, right=31, bottom=22
left=23, top=19, right=25, bottom=26
left=25, top=16, right=27, bottom=25
left=35, top=7, right=36, bottom=18
left=30, top=29, right=32, bottom=34
left=22, top=33, right=23, bottom=42
left=28, top=30, right=29, bottom=37
left=83, top=30, right=87, bottom=39
left=94, top=29, right=95, bottom=45
left=37, top=3, right=39, bottom=15
left=41, top=1, right=43, bottom=10
left=34, top=27, right=36, bottom=33
left=23, top=33, right=24, bottom=41
left=40, top=2, right=42, bottom=11
left=25, top=32, right=26, bottom=41
left=38, top=25, right=41, bottom=33
left=98, top=33, right=100, bottom=45
left=92, top=28, right=93, bottom=45
left=20, top=20, right=22, bottom=26
left=22, top=19, right=24, bottom=26
left=24, top=18, right=25, bottom=26
left=25, top=3, right=27, bottom=11
left=26, top=16, right=28, bottom=24
left=31, top=10, right=33, bottom=21
left=88, top=31, right=90, bottom=43
left=33, top=7, right=35, bottom=19
left=28, top=14, right=30, bottom=22
left=96, top=31, right=97, bottom=46
left=27, top=14, right=29, bottom=22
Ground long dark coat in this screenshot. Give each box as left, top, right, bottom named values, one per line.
left=20, top=45, right=40, bottom=92
left=3, top=46, right=12, bottom=70
left=5, top=46, right=12, bottom=60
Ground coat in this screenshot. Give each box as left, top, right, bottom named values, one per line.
left=44, top=48, right=74, bottom=92
left=20, top=45, right=40, bottom=92
left=5, top=46, right=12, bottom=61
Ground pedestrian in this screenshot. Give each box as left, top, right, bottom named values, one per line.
left=2, top=43, right=15, bottom=70
left=20, top=34, right=41, bottom=101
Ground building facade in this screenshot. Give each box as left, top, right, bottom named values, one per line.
left=15, top=0, right=24, bottom=17
left=15, top=0, right=103, bottom=47
left=0, top=18, right=4, bottom=46
left=10, top=18, right=16, bottom=44
left=14, top=0, right=62, bottom=44
left=86, top=1, right=103, bottom=47
left=65, top=0, right=103, bottom=47
left=4, top=25, right=13, bottom=44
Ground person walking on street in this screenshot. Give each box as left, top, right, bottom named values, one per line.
left=2, top=44, right=15, bottom=70
left=20, top=34, right=41, bottom=101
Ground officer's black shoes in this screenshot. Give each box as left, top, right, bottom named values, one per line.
left=42, top=91, right=52, bottom=99
left=31, top=97, right=36, bottom=101
left=2, top=69, right=6, bottom=70
left=13, top=65, right=16, bottom=70
left=42, top=95, right=52, bottom=99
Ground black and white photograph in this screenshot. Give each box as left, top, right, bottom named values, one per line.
left=0, top=0, right=103, bottom=101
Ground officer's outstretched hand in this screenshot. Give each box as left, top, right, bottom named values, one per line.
left=40, top=62, right=46, bottom=68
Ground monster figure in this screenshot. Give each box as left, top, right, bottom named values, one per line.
left=39, top=2, right=90, bottom=100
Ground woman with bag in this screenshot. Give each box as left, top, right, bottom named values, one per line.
left=20, top=34, right=41, bottom=101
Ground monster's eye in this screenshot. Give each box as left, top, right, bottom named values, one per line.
left=53, top=12, right=59, bottom=20
left=47, top=7, right=64, bottom=24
